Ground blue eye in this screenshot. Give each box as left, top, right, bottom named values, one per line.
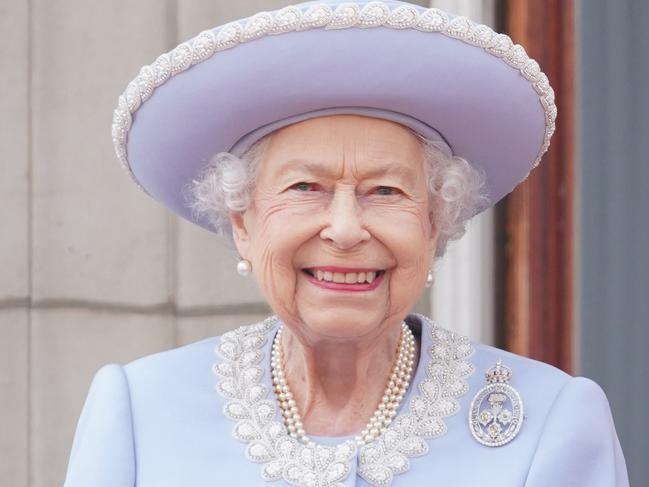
left=291, top=182, right=319, bottom=192
left=374, top=186, right=400, bottom=196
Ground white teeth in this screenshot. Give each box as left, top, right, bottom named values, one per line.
left=311, top=270, right=380, bottom=284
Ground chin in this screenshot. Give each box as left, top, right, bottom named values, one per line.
left=296, top=306, right=390, bottom=342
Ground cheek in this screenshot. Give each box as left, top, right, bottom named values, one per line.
left=252, top=200, right=323, bottom=258
left=247, top=200, right=323, bottom=309
left=366, top=206, right=434, bottom=293
left=366, top=203, right=434, bottom=259
left=251, top=195, right=314, bottom=245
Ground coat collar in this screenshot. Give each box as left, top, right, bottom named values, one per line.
left=213, top=315, right=475, bottom=486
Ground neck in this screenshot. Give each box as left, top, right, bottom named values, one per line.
left=279, top=321, right=418, bottom=437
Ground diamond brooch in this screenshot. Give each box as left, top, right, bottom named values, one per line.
left=469, top=360, right=524, bottom=447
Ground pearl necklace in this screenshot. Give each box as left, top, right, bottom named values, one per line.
left=270, top=323, right=416, bottom=447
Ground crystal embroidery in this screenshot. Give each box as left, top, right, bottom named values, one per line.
left=467, top=24, right=495, bottom=47
left=416, top=8, right=448, bottom=32
left=136, top=65, right=155, bottom=102
left=505, top=44, right=530, bottom=69
left=243, top=12, right=274, bottom=41
left=271, top=6, right=303, bottom=34
left=192, top=30, right=216, bottom=63
left=446, top=16, right=472, bottom=39
left=213, top=315, right=475, bottom=487
left=358, top=2, right=390, bottom=28
left=151, top=53, right=171, bottom=86
left=486, top=33, right=514, bottom=58
left=112, top=1, right=557, bottom=194
left=327, top=3, right=361, bottom=29
left=299, top=4, right=333, bottom=29
left=170, top=43, right=193, bottom=74
left=385, top=5, right=419, bottom=29
left=124, top=81, right=141, bottom=112
left=215, top=22, right=243, bottom=50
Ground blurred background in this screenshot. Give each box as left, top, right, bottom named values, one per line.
left=0, top=0, right=647, bottom=485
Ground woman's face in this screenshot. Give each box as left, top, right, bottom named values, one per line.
left=231, top=115, right=438, bottom=343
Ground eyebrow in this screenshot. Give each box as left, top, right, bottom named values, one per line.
left=273, top=158, right=418, bottom=184
left=274, top=159, right=335, bottom=177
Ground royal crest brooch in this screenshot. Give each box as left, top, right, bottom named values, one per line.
left=469, top=360, right=524, bottom=447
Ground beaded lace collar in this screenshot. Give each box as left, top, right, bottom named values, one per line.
left=212, top=315, right=475, bottom=487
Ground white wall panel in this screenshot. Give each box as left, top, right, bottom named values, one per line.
left=0, top=2, right=30, bottom=484
left=30, top=0, right=173, bottom=305
left=431, top=212, right=495, bottom=344
left=0, top=0, right=29, bottom=301
left=176, top=312, right=271, bottom=346
left=176, top=220, right=266, bottom=308
left=0, top=309, right=29, bottom=487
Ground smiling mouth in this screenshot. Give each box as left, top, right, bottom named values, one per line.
left=302, top=268, right=385, bottom=284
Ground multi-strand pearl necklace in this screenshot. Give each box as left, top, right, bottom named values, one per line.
left=270, top=323, right=416, bottom=447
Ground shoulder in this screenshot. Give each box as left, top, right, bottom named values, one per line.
left=422, top=318, right=591, bottom=441
left=76, top=333, right=224, bottom=424
left=123, top=333, right=220, bottom=381
left=466, top=341, right=628, bottom=486
left=65, top=366, right=138, bottom=486
left=117, top=318, right=276, bottom=399
left=469, top=340, right=603, bottom=428
left=471, top=341, right=571, bottom=388
left=121, top=317, right=275, bottom=374
left=468, top=341, right=627, bottom=485
left=469, top=340, right=613, bottom=415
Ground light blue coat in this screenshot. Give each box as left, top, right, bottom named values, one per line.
left=63, top=315, right=629, bottom=486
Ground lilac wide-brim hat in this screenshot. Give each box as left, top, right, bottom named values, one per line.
left=112, top=0, right=556, bottom=231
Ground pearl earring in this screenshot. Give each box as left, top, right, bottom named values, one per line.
left=425, top=269, right=434, bottom=288
left=236, top=259, right=251, bottom=276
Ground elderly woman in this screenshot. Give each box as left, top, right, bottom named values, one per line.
left=64, top=1, right=628, bottom=486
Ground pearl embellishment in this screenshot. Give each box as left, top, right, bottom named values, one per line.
left=237, top=259, right=252, bottom=276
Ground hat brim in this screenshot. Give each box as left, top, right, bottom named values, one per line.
left=113, top=1, right=555, bottom=231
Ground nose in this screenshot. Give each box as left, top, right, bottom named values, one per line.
left=319, top=187, right=371, bottom=250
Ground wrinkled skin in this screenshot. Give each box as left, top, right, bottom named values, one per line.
left=230, top=115, right=439, bottom=435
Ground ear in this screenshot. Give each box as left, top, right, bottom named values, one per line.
left=427, top=217, right=440, bottom=256
left=230, top=211, right=251, bottom=259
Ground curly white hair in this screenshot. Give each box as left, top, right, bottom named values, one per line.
left=189, top=131, right=488, bottom=258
